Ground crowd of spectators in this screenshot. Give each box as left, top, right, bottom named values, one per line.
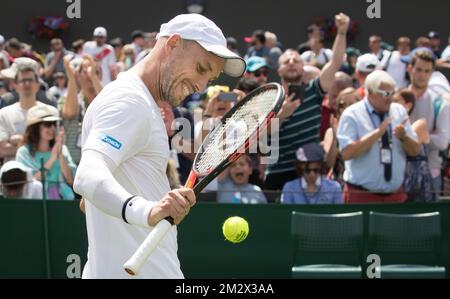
left=1, top=14, right=449, bottom=205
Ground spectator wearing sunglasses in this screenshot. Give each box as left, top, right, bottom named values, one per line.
left=280, top=142, right=342, bottom=204
left=337, top=70, right=420, bottom=203
left=15, top=105, right=76, bottom=200
left=243, top=56, right=269, bottom=86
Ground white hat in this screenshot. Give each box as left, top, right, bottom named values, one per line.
left=0, top=161, right=30, bottom=177
left=156, top=14, right=245, bottom=77
left=0, top=34, right=4, bottom=45
left=0, top=57, right=39, bottom=80
left=93, top=26, right=107, bottom=37
left=26, top=105, right=61, bottom=127
left=356, top=53, right=380, bottom=73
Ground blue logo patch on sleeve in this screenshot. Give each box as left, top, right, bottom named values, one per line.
left=100, top=134, right=122, bottom=150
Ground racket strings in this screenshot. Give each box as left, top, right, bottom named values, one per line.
left=195, top=89, right=278, bottom=174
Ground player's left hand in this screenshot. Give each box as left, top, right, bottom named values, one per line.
left=148, top=188, right=196, bottom=226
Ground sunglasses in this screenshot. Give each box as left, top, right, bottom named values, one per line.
left=304, top=168, right=321, bottom=174
left=41, top=121, right=57, bottom=128
left=371, top=88, right=395, bottom=98
left=252, top=69, right=269, bottom=77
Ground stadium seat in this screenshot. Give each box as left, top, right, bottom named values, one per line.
left=291, top=211, right=364, bottom=279
left=368, top=211, right=446, bottom=279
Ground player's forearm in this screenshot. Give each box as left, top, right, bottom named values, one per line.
left=73, top=150, right=154, bottom=227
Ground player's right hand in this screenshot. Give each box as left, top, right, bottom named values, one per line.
left=147, top=188, right=196, bottom=226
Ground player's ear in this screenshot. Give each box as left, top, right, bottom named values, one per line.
left=165, top=34, right=182, bottom=54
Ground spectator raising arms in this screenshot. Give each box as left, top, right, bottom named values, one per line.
left=264, top=13, right=350, bottom=191
left=16, top=105, right=76, bottom=200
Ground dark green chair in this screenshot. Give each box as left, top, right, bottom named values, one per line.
left=368, top=211, right=446, bottom=279
left=291, top=211, right=364, bottom=279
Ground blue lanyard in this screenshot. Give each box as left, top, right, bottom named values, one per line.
left=364, top=101, right=392, bottom=142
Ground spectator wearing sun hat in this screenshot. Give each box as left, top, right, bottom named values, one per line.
left=15, top=104, right=76, bottom=200
left=243, top=56, right=269, bottom=86
left=280, top=142, right=342, bottom=204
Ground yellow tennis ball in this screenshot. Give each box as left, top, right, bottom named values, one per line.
left=222, top=216, right=249, bottom=243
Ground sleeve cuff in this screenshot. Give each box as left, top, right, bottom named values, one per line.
left=124, top=196, right=155, bottom=228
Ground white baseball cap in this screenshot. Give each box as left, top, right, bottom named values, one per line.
left=156, top=14, right=246, bottom=77
left=356, top=53, right=380, bottom=73
left=93, top=26, right=107, bottom=37
left=0, top=34, right=5, bottom=45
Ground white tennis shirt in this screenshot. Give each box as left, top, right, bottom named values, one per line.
left=80, top=71, right=183, bottom=278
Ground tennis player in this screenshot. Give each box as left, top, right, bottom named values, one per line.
left=73, top=14, right=245, bottom=278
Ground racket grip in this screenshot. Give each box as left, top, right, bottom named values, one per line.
left=123, top=218, right=173, bottom=276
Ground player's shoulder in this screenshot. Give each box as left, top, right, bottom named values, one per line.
left=88, top=74, right=155, bottom=118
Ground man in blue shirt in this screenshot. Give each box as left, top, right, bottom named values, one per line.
left=281, top=142, right=342, bottom=204
left=337, top=70, right=420, bottom=203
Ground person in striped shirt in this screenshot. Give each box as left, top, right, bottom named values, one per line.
left=263, top=13, right=350, bottom=191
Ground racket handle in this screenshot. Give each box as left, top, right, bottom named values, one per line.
left=123, top=218, right=173, bottom=276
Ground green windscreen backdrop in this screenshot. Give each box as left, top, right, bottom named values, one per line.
left=1, top=199, right=449, bottom=278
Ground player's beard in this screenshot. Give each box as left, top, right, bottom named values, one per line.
left=159, top=59, right=191, bottom=107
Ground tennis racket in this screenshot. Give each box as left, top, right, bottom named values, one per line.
left=123, top=82, right=285, bottom=275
